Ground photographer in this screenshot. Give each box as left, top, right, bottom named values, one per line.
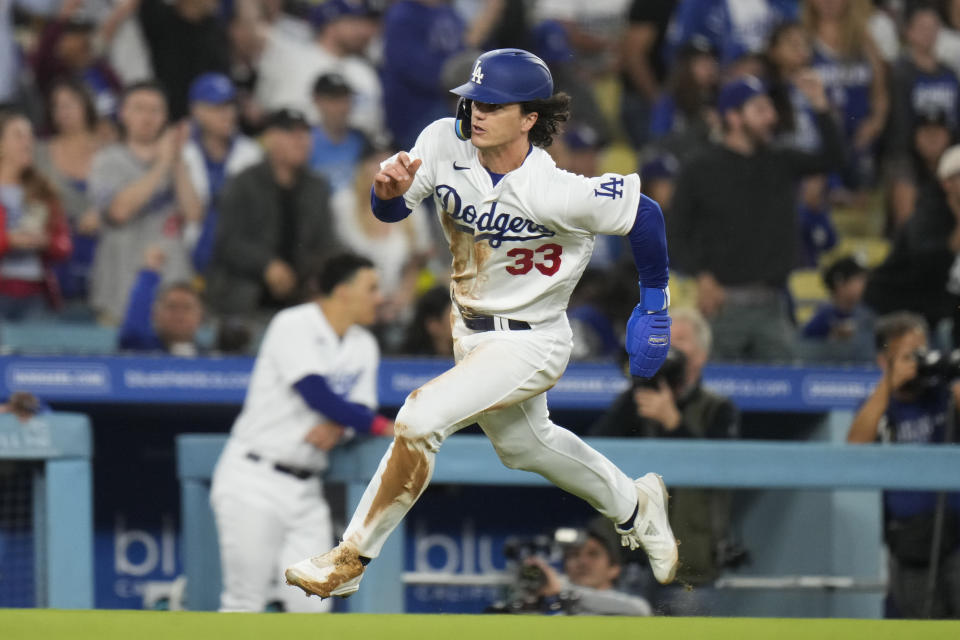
left=590, top=308, right=741, bottom=614
left=847, top=312, right=960, bottom=619
left=495, top=520, right=652, bottom=616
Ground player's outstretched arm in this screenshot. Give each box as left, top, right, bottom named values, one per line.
left=373, top=151, right=423, bottom=200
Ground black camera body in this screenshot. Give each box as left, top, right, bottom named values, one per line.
left=633, top=348, right=687, bottom=393
left=911, top=348, right=960, bottom=389
left=501, top=535, right=556, bottom=594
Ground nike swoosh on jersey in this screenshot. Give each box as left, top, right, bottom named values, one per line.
left=453, top=162, right=470, bottom=170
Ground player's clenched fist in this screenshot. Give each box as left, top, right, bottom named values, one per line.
left=373, top=151, right=423, bottom=200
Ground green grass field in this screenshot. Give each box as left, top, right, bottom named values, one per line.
left=3, top=610, right=959, bottom=640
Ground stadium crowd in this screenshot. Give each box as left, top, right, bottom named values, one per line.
left=1, top=0, right=960, bottom=362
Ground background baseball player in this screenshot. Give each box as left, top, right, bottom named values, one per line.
left=286, top=48, right=676, bottom=599
left=211, top=253, right=393, bottom=612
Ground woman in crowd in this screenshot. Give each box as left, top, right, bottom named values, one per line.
left=0, top=111, right=72, bottom=320
left=34, top=78, right=102, bottom=304
left=648, top=36, right=720, bottom=161
left=766, top=20, right=837, bottom=265
left=803, top=0, right=888, bottom=202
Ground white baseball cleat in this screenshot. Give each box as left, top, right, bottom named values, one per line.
left=284, top=543, right=365, bottom=599
left=616, top=472, right=679, bottom=584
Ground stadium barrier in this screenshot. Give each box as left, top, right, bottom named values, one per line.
left=0, top=354, right=880, bottom=412
left=177, top=434, right=960, bottom=616
left=0, top=412, right=93, bottom=608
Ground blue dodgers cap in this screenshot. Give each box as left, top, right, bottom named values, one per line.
left=716, top=75, right=767, bottom=113
left=563, top=123, right=601, bottom=150
left=532, top=19, right=573, bottom=64
left=188, top=73, right=236, bottom=104
left=641, top=152, right=680, bottom=182
left=451, top=48, right=554, bottom=104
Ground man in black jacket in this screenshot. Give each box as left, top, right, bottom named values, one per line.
left=207, top=108, right=340, bottom=316
left=591, top=308, right=739, bottom=614
left=668, top=71, right=844, bottom=362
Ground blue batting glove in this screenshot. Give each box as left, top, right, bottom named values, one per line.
left=626, top=287, right=672, bottom=378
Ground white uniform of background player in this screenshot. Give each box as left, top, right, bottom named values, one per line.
left=211, top=294, right=379, bottom=612
left=286, top=49, right=677, bottom=599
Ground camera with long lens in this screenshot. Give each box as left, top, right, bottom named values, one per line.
left=485, top=531, right=578, bottom=614
left=909, top=348, right=960, bottom=390
left=632, top=348, right=687, bottom=393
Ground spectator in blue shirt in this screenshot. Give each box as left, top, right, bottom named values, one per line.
left=665, top=0, right=797, bottom=68
left=118, top=245, right=204, bottom=355
left=800, top=255, right=874, bottom=362
left=847, top=312, right=960, bottom=619
left=381, top=0, right=465, bottom=149
left=181, top=73, right=262, bottom=274
left=309, top=73, right=370, bottom=195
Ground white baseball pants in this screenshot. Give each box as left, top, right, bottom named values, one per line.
left=342, top=313, right=639, bottom=558
left=211, top=443, right=333, bottom=612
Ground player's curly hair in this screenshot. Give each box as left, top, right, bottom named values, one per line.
left=521, top=92, right=571, bottom=148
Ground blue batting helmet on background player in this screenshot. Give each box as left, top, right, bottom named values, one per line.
left=450, top=48, right=554, bottom=140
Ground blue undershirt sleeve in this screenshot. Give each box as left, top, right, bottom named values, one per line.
left=628, top=194, right=669, bottom=290
left=118, top=269, right=164, bottom=351
left=370, top=187, right=413, bottom=223
left=294, top=374, right=377, bottom=433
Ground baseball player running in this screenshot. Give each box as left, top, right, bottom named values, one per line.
left=211, top=253, right=393, bottom=612
left=286, top=48, right=677, bottom=599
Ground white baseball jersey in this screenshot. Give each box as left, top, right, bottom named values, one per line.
left=228, top=302, right=379, bottom=472
left=398, top=118, right=642, bottom=324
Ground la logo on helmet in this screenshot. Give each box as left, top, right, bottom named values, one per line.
left=471, top=62, right=484, bottom=84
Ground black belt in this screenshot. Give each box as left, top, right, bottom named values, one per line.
left=245, top=452, right=316, bottom=480
left=462, top=315, right=531, bottom=332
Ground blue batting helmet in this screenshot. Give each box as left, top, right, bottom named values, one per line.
left=450, top=48, right=554, bottom=140
left=450, top=48, right=554, bottom=104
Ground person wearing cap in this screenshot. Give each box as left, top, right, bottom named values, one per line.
left=88, top=80, right=196, bottom=324
left=667, top=72, right=843, bottom=362
left=206, top=108, right=339, bottom=316
left=519, top=519, right=652, bottom=616
left=181, top=73, right=262, bottom=273
left=255, top=0, right=384, bottom=144
left=799, top=254, right=874, bottom=363
left=308, top=73, right=370, bottom=193
left=866, top=144, right=960, bottom=336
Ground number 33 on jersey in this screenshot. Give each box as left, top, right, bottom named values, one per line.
left=393, top=118, right=643, bottom=325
